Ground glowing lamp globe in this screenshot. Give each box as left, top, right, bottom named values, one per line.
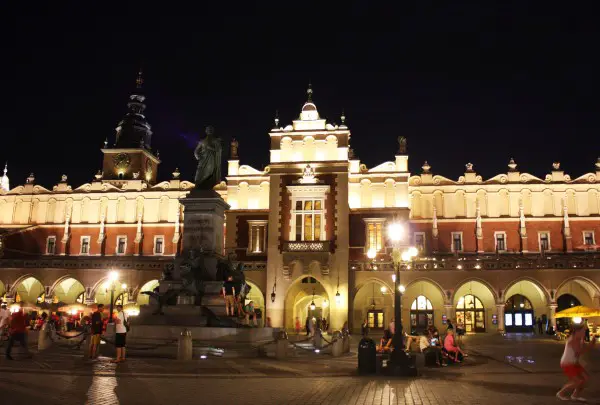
left=387, top=223, right=403, bottom=242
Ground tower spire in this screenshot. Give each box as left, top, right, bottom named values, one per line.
left=0, top=162, right=8, bottom=192
left=114, top=69, right=153, bottom=149
left=306, top=82, right=313, bottom=102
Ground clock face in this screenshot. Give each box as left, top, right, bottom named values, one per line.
left=113, top=153, right=131, bottom=170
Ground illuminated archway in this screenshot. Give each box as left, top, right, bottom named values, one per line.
left=136, top=280, right=160, bottom=306
left=453, top=279, right=497, bottom=333
left=245, top=280, right=265, bottom=326
left=404, top=278, right=447, bottom=333
left=52, top=277, right=85, bottom=304
left=410, top=295, right=434, bottom=334
left=504, top=294, right=534, bottom=332
left=284, top=276, right=331, bottom=331
left=556, top=294, right=582, bottom=332
left=353, top=279, right=394, bottom=333
left=13, top=276, right=44, bottom=304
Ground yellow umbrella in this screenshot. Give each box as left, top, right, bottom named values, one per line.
left=555, top=306, right=600, bottom=319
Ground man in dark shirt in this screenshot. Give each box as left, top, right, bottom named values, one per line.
left=222, top=276, right=236, bottom=316
left=5, top=308, right=30, bottom=360
left=89, top=304, right=105, bottom=359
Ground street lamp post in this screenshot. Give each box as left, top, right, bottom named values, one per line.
left=106, top=271, right=119, bottom=323
left=387, top=222, right=418, bottom=374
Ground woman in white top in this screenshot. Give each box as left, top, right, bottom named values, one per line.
left=556, top=324, right=595, bottom=401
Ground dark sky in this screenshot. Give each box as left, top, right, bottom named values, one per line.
left=1, top=3, right=598, bottom=188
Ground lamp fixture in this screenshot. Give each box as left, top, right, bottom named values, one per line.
left=310, top=287, right=316, bottom=311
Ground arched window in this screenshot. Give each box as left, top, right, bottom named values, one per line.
left=76, top=292, right=85, bottom=304
left=504, top=294, right=534, bottom=332
left=456, top=294, right=485, bottom=333
left=410, top=295, right=433, bottom=333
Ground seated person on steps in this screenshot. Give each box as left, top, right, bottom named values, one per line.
left=377, top=329, right=393, bottom=353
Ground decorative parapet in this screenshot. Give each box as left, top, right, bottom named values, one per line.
left=350, top=253, right=600, bottom=272
left=282, top=240, right=332, bottom=253
left=0, top=256, right=172, bottom=270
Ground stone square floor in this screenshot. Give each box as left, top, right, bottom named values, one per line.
left=1, top=333, right=599, bottom=404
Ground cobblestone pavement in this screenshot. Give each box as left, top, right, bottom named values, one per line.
left=1, top=334, right=599, bottom=405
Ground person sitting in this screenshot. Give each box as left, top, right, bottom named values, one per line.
left=377, top=329, right=393, bottom=353
left=420, top=331, right=446, bottom=367
left=404, top=332, right=420, bottom=352
left=243, top=301, right=257, bottom=326
left=443, top=329, right=467, bottom=362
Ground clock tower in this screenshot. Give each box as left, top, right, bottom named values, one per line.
left=101, top=71, right=160, bottom=185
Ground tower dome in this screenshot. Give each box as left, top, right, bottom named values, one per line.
left=299, top=84, right=320, bottom=121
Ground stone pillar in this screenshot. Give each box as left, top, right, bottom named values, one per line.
left=548, top=303, right=558, bottom=330
left=266, top=175, right=284, bottom=328
left=496, top=304, right=505, bottom=333
left=177, top=329, right=193, bottom=361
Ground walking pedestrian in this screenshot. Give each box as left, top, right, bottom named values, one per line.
left=111, top=304, right=128, bottom=363
left=537, top=317, right=543, bottom=334
left=89, top=304, right=105, bottom=359
left=0, top=303, right=9, bottom=339
left=294, top=317, right=301, bottom=334
left=556, top=324, right=595, bottom=401
left=5, top=308, right=31, bottom=360
left=305, top=316, right=310, bottom=336
left=361, top=319, right=369, bottom=337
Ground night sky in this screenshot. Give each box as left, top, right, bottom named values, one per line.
left=2, top=3, right=598, bottom=188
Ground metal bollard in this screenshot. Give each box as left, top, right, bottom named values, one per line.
left=38, top=323, right=52, bottom=351
left=275, top=330, right=288, bottom=360
left=314, top=329, right=323, bottom=349
left=331, top=331, right=343, bottom=357
left=343, top=331, right=350, bottom=353
left=177, top=329, right=193, bottom=361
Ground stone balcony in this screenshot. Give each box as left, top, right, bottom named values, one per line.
left=281, top=240, right=333, bottom=253
left=350, top=253, right=600, bottom=272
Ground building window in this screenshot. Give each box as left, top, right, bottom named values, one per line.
left=80, top=236, right=90, bottom=255
left=494, top=232, right=507, bottom=252
left=154, top=236, right=164, bottom=255
left=583, top=231, right=595, bottom=246
left=451, top=232, right=463, bottom=252
left=116, top=236, right=127, bottom=255
left=364, top=219, right=385, bottom=252
left=248, top=220, right=268, bottom=254
left=292, top=199, right=324, bottom=241
left=414, top=232, right=426, bottom=252
left=538, top=232, right=550, bottom=252
left=46, top=236, right=56, bottom=255
left=367, top=310, right=384, bottom=329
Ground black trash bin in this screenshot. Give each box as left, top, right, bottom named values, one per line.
left=357, top=337, right=377, bottom=374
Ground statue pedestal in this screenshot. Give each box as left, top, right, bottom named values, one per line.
left=180, top=189, right=229, bottom=263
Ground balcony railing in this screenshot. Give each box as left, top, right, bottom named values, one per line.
left=282, top=240, right=332, bottom=253
left=350, top=253, right=600, bottom=272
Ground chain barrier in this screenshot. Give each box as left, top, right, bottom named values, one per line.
left=100, top=336, right=178, bottom=350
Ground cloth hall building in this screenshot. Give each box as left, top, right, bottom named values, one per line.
left=1, top=82, right=600, bottom=335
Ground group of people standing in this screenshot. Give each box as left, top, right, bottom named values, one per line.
left=295, top=316, right=328, bottom=336
left=222, top=275, right=258, bottom=326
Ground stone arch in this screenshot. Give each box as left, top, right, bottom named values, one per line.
left=159, top=196, right=170, bottom=222
left=521, top=189, right=532, bottom=215
left=46, top=198, right=57, bottom=223
left=81, top=197, right=92, bottom=222
left=50, top=276, right=86, bottom=304
left=433, top=191, right=444, bottom=217
left=452, top=278, right=498, bottom=333
left=498, top=189, right=510, bottom=217
left=116, top=197, right=126, bottom=222
left=503, top=277, right=551, bottom=305
left=542, top=189, right=554, bottom=216
left=31, top=198, right=41, bottom=223
left=352, top=278, right=394, bottom=333
left=11, top=275, right=45, bottom=304
left=476, top=189, right=488, bottom=216
left=454, top=190, right=466, bottom=217
left=404, top=278, right=448, bottom=332
left=90, top=276, right=128, bottom=305
left=556, top=276, right=600, bottom=307
left=410, top=191, right=422, bottom=218
left=284, top=275, right=332, bottom=331
left=587, top=189, right=599, bottom=215
left=245, top=279, right=266, bottom=325
left=135, top=279, right=160, bottom=305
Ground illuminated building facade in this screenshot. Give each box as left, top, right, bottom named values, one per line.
left=1, top=82, right=600, bottom=334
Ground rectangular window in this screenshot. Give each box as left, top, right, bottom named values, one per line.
left=154, top=236, right=164, bottom=255
left=495, top=232, right=506, bottom=252
left=414, top=232, right=426, bottom=252
left=364, top=219, right=385, bottom=252
left=117, top=237, right=127, bottom=255
left=248, top=221, right=267, bottom=254
left=584, top=231, right=595, bottom=246
left=46, top=236, right=56, bottom=255
left=538, top=232, right=550, bottom=252
left=291, top=198, right=324, bottom=241
left=451, top=232, right=463, bottom=252
left=80, top=237, right=90, bottom=255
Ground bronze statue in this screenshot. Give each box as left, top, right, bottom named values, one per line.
left=398, top=136, right=407, bottom=154
left=194, top=126, right=222, bottom=190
